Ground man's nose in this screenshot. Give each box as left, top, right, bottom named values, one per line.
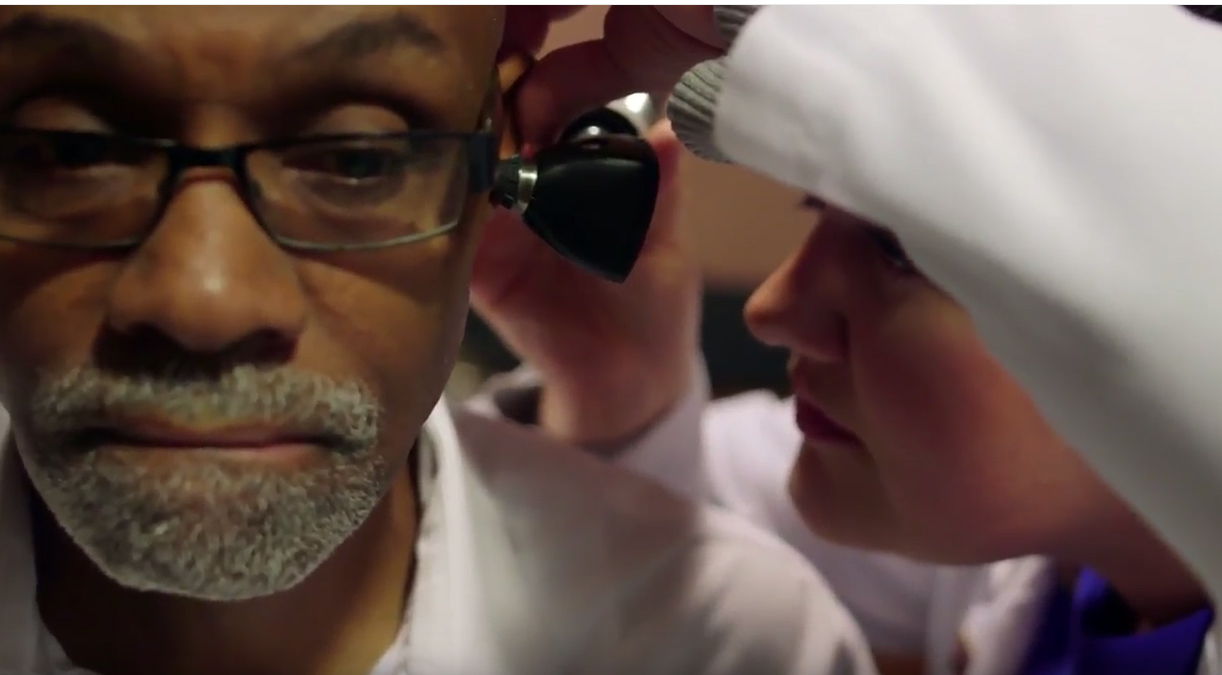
left=105, top=180, right=308, bottom=355
left=744, top=238, right=848, bottom=364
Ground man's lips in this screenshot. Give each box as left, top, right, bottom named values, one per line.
left=71, top=420, right=325, bottom=451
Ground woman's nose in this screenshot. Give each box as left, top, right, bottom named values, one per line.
left=744, top=243, right=848, bottom=364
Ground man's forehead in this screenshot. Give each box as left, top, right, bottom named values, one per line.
left=0, top=6, right=505, bottom=129
left=0, top=6, right=504, bottom=76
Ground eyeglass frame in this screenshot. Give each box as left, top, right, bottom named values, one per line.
left=0, top=124, right=500, bottom=253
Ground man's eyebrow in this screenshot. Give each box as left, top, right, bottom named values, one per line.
left=0, top=11, right=126, bottom=62
left=291, top=12, right=446, bottom=64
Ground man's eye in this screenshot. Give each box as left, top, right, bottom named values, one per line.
left=50, top=136, right=109, bottom=168
left=313, top=148, right=408, bottom=181
left=14, top=134, right=123, bottom=171
left=0, top=133, right=152, bottom=194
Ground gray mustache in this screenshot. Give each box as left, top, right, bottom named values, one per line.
left=28, top=365, right=381, bottom=452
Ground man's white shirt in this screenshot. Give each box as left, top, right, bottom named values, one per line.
left=0, top=401, right=877, bottom=675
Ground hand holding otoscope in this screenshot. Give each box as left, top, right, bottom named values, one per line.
left=488, top=55, right=663, bottom=283
left=470, top=59, right=699, bottom=446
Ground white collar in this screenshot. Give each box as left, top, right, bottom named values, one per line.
left=0, top=408, right=41, bottom=675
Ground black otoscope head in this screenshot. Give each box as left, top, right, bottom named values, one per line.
left=489, top=95, right=662, bottom=283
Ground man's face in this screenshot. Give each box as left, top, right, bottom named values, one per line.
left=0, top=6, right=502, bottom=600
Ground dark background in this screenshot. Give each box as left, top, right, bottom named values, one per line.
left=460, top=287, right=790, bottom=399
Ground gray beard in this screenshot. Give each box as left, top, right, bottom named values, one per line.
left=18, top=364, right=391, bottom=601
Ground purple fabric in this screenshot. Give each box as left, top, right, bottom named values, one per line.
left=1020, top=568, right=1213, bottom=675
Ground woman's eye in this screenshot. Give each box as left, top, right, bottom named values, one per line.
left=797, top=194, right=827, bottom=212
left=796, top=194, right=920, bottom=276
left=864, top=226, right=919, bottom=274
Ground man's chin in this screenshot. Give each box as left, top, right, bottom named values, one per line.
left=92, top=546, right=322, bottom=602
left=48, top=490, right=368, bottom=602
left=26, top=452, right=390, bottom=601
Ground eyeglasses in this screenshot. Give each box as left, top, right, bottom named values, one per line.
left=0, top=126, right=497, bottom=252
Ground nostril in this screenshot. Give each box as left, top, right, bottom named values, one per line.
left=93, top=325, right=297, bottom=377
left=228, top=328, right=297, bottom=365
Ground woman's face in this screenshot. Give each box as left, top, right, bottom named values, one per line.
left=744, top=206, right=1121, bottom=564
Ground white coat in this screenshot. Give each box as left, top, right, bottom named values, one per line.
left=712, top=5, right=1222, bottom=607
left=474, top=370, right=1222, bottom=675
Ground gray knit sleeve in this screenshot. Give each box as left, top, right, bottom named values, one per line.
left=712, top=5, right=760, bottom=42
left=666, top=6, right=760, bottom=163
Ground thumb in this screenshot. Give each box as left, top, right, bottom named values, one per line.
left=498, top=6, right=586, bottom=60
left=648, top=120, right=684, bottom=200
left=515, top=5, right=721, bottom=147
left=636, top=120, right=688, bottom=257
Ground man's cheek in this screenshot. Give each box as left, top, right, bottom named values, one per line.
left=0, top=288, right=106, bottom=387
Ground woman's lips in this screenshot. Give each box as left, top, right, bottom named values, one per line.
left=794, top=399, right=861, bottom=447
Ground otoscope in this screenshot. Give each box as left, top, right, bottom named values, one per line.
left=489, top=93, right=663, bottom=283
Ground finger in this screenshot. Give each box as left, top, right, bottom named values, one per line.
left=514, top=38, right=638, bottom=149
left=515, top=6, right=721, bottom=146
left=500, top=7, right=554, bottom=58
left=470, top=205, right=540, bottom=310
left=637, top=120, right=686, bottom=254
left=498, top=6, right=588, bottom=59
left=648, top=120, right=683, bottom=190
left=542, top=6, right=586, bottom=22
left=657, top=6, right=727, bottom=50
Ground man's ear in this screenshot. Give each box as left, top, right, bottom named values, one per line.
left=493, top=52, right=533, bottom=160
